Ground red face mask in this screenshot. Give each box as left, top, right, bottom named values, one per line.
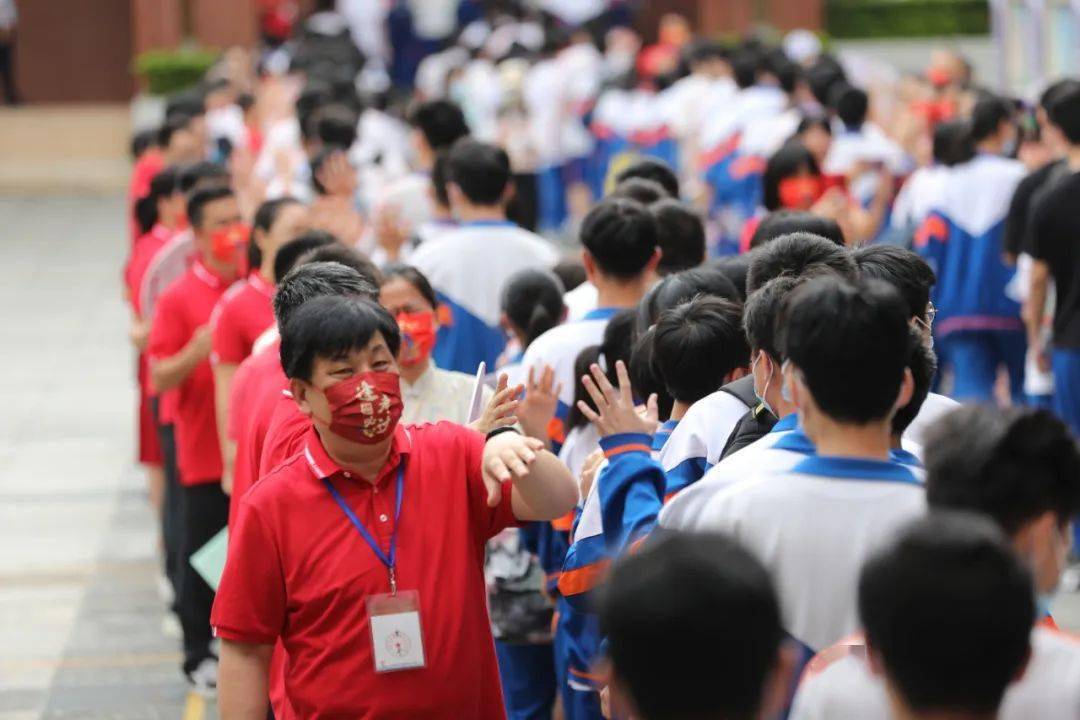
left=210, top=222, right=250, bottom=274
left=396, top=311, right=437, bottom=367
left=778, top=176, right=824, bottom=210
left=322, top=371, right=403, bottom=444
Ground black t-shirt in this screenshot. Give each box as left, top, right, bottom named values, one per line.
left=1030, top=169, right=1080, bottom=348
left=1005, top=160, right=1064, bottom=257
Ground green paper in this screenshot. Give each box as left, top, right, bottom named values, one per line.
left=190, top=527, right=229, bottom=591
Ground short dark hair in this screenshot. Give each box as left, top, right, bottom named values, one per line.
left=654, top=297, right=748, bottom=403
left=408, top=99, right=470, bottom=152
left=131, top=127, right=158, bottom=159
left=187, top=184, right=234, bottom=229
left=136, top=166, right=183, bottom=235
left=309, top=103, right=359, bottom=149
left=854, top=245, right=936, bottom=321
left=580, top=198, right=659, bottom=280
left=743, top=275, right=802, bottom=361
left=250, top=197, right=303, bottom=269
left=552, top=257, right=586, bottom=293
left=1049, top=85, right=1080, bottom=145
left=599, top=532, right=783, bottom=720
left=762, top=141, right=821, bottom=211
left=382, top=264, right=438, bottom=309
left=274, top=261, right=380, bottom=328
left=610, top=177, right=668, bottom=206
left=779, top=276, right=912, bottom=424
left=165, top=91, right=205, bottom=120
left=970, top=95, right=1014, bottom=142
left=860, top=513, right=1034, bottom=716
left=646, top=268, right=741, bottom=325
left=832, top=84, right=868, bottom=129
left=1038, top=78, right=1080, bottom=113
left=280, top=295, right=401, bottom=381
left=925, top=405, right=1080, bottom=535
left=272, top=231, right=338, bottom=283
left=298, top=242, right=383, bottom=289
left=613, top=158, right=680, bottom=198
left=179, top=161, right=229, bottom=193
left=732, top=50, right=761, bottom=89
left=649, top=199, right=706, bottom=275
left=746, top=231, right=856, bottom=293
left=892, top=328, right=935, bottom=436
left=446, top=138, right=511, bottom=205
left=158, top=113, right=196, bottom=148
left=705, top=254, right=753, bottom=301
left=501, top=268, right=566, bottom=348
left=749, top=210, right=845, bottom=249
left=431, top=152, right=452, bottom=208
left=931, top=118, right=976, bottom=166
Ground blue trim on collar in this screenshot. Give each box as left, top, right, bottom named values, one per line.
left=791, top=455, right=921, bottom=485
left=583, top=307, right=622, bottom=321
left=652, top=419, right=679, bottom=452
left=772, top=428, right=814, bottom=455
left=771, top=414, right=799, bottom=433
left=890, top=448, right=923, bottom=468
left=460, top=219, right=516, bottom=228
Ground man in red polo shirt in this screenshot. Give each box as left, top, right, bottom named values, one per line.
left=212, top=196, right=307, bottom=493
left=213, top=294, right=579, bottom=719
left=148, top=183, right=244, bottom=692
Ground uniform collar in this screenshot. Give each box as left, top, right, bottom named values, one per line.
left=303, top=424, right=413, bottom=488
left=652, top=419, right=679, bottom=452
left=460, top=219, right=515, bottom=228
left=583, top=307, right=621, bottom=321
left=192, top=258, right=227, bottom=289
left=771, top=413, right=799, bottom=433
left=791, top=455, right=921, bottom=485
left=248, top=270, right=275, bottom=298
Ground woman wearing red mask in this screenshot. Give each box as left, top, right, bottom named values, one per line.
left=380, top=264, right=518, bottom=431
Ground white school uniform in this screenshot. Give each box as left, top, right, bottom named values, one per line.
left=564, top=281, right=599, bottom=322
left=901, top=391, right=959, bottom=448
left=655, top=388, right=750, bottom=482
left=520, top=307, right=622, bottom=410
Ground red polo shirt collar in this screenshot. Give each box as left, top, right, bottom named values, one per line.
left=302, top=424, right=413, bottom=489
left=192, top=258, right=229, bottom=289
left=248, top=270, right=275, bottom=298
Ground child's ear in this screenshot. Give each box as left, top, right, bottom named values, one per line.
left=290, top=378, right=314, bottom=417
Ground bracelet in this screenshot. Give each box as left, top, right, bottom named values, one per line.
left=485, top=426, right=520, bottom=441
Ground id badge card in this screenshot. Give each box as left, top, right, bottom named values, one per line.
left=367, top=590, right=426, bottom=672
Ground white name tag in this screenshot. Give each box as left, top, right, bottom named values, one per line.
left=367, top=590, right=426, bottom=672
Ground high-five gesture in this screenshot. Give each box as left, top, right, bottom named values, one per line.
left=576, top=360, right=659, bottom=438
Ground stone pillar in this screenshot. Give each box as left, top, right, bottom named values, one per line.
left=191, top=0, right=258, bottom=49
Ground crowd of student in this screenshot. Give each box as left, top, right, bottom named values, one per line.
left=120, top=4, right=1080, bottom=719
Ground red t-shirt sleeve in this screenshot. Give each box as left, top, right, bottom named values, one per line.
left=147, top=290, right=186, bottom=363
left=461, top=427, right=518, bottom=544
left=211, top=500, right=286, bottom=644
left=211, top=299, right=247, bottom=366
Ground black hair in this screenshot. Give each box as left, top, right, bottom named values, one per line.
left=187, top=184, right=235, bottom=229
left=732, top=50, right=761, bottom=89
left=970, top=94, right=1015, bottom=142
left=408, top=99, right=470, bottom=152
left=764, top=48, right=799, bottom=95
left=853, top=245, right=936, bottom=321
left=647, top=267, right=741, bottom=323
left=1049, top=85, right=1080, bottom=145
left=179, top=161, right=229, bottom=193
left=296, top=80, right=334, bottom=138
left=613, top=157, right=680, bottom=198
left=131, top=128, right=159, bottom=159
left=744, top=275, right=802, bottom=362
left=1038, top=78, right=1080, bottom=113
left=237, top=93, right=256, bottom=113
left=750, top=210, right=845, bottom=249
left=250, top=197, right=304, bottom=270
left=649, top=199, right=706, bottom=275
left=831, top=83, right=868, bottom=130
left=431, top=151, right=452, bottom=208
left=779, top=276, right=912, bottom=424
left=553, top=257, right=587, bottom=293
left=135, top=166, right=182, bottom=235
left=158, top=113, right=197, bottom=148
left=598, top=532, right=783, bottom=720
left=610, top=177, right=668, bottom=206
left=446, top=138, right=511, bottom=206
left=931, top=118, right=976, bottom=166
left=628, top=326, right=672, bottom=423
left=925, top=405, right=1080, bottom=535
left=705, top=254, right=753, bottom=302
left=580, top=198, right=659, bottom=280
left=805, top=55, right=847, bottom=106
left=298, top=242, right=383, bottom=289
left=165, top=92, right=205, bottom=120
left=796, top=113, right=832, bottom=138
left=892, top=328, right=935, bottom=436
left=308, top=103, right=359, bottom=149
left=280, top=295, right=402, bottom=381
left=684, top=39, right=728, bottom=68
left=500, top=268, right=566, bottom=349
left=859, top=513, right=1034, bottom=716
left=272, top=231, right=338, bottom=283
left=566, top=310, right=637, bottom=432
left=274, top=260, right=380, bottom=327
left=762, top=141, right=821, bottom=211
left=382, top=264, right=438, bottom=309
left=654, top=297, right=748, bottom=403
left=746, top=231, right=856, bottom=293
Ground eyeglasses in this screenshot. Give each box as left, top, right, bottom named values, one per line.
left=925, top=303, right=937, bottom=326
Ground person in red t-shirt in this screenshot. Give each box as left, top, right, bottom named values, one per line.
left=148, top=184, right=244, bottom=691
left=213, top=294, right=578, bottom=719
left=212, top=196, right=308, bottom=494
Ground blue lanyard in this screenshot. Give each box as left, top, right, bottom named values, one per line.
left=323, top=464, right=406, bottom=594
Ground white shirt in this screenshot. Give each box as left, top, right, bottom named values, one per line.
left=559, top=423, right=600, bottom=483
left=791, top=626, right=1080, bottom=720
left=902, top=392, right=959, bottom=448
left=564, top=281, right=599, bottom=322
left=400, top=363, right=492, bottom=427
left=656, top=388, right=750, bottom=478
left=520, top=308, right=620, bottom=408
left=693, top=455, right=926, bottom=652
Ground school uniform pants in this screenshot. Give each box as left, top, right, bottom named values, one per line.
left=178, top=481, right=229, bottom=673
left=152, top=398, right=183, bottom=606
left=495, top=640, right=556, bottom=720
left=1052, top=349, right=1080, bottom=437
left=941, top=329, right=1026, bottom=404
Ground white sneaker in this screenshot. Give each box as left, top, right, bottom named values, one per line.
left=186, top=656, right=219, bottom=697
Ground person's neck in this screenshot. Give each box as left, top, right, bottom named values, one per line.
left=318, top=425, right=394, bottom=484
left=1065, top=144, right=1080, bottom=172
left=890, top=433, right=904, bottom=450
left=594, top=274, right=652, bottom=310
left=399, top=357, right=430, bottom=385
left=764, top=388, right=797, bottom=419
left=258, top=261, right=274, bottom=283
left=976, top=138, right=1003, bottom=156
left=807, top=415, right=892, bottom=460
left=455, top=204, right=506, bottom=223
left=432, top=205, right=454, bottom=222
left=670, top=400, right=692, bottom=422
left=198, top=251, right=239, bottom=283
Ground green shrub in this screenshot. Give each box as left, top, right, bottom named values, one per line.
left=134, top=49, right=219, bottom=96
left=826, top=0, right=990, bottom=38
